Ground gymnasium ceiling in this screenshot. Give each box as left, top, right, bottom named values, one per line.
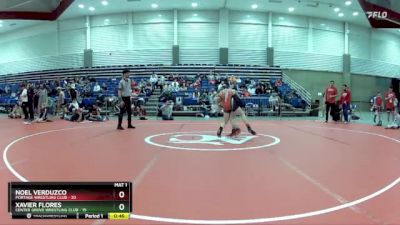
left=0, top=0, right=398, bottom=34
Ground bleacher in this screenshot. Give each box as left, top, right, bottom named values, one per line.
left=0, top=64, right=309, bottom=116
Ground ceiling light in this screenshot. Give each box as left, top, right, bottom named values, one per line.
left=321, top=23, right=326, bottom=26
left=334, top=7, right=340, bottom=12
left=158, top=14, right=162, bottom=17
left=279, top=17, right=285, bottom=20
left=89, top=6, right=95, bottom=11
left=104, top=19, right=110, bottom=22
left=101, top=1, right=108, bottom=6
left=151, top=3, right=158, bottom=8
left=0, top=20, right=3, bottom=23
left=352, top=12, right=359, bottom=16
left=247, top=15, right=251, bottom=18
left=288, top=7, right=295, bottom=12
left=0, top=24, right=3, bottom=28
left=345, top=1, right=352, bottom=6
left=193, top=13, right=198, bottom=17
left=338, top=12, right=344, bottom=17
left=78, top=4, right=84, bottom=9
left=251, top=4, right=258, bottom=9
left=192, top=2, right=198, bottom=8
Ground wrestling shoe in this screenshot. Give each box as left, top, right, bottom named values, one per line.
left=228, top=128, right=241, bottom=137
left=217, top=127, right=223, bottom=138
left=246, top=125, right=257, bottom=135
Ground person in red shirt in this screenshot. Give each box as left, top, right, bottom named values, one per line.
left=340, top=84, right=351, bottom=123
left=371, top=92, right=383, bottom=126
left=385, top=87, right=396, bottom=123
left=325, top=80, right=338, bottom=122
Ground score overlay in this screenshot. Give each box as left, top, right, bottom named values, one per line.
left=8, top=182, right=132, bottom=219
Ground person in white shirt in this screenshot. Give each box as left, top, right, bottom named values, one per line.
left=218, top=81, right=225, bottom=91
left=248, top=85, right=256, bottom=96
left=171, top=80, right=179, bottom=92
left=20, top=84, right=29, bottom=120
left=150, top=73, right=158, bottom=90
left=93, top=82, right=101, bottom=93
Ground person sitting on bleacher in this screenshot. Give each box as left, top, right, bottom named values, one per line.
left=93, top=82, right=101, bottom=93
left=242, top=87, right=251, bottom=97
left=101, top=82, right=108, bottom=92
left=269, top=93, right=279, bottom=112
left=275, top=79, right=283, bottom=87
left=248, top=85, right=256, bottom=96
left=171, top=79, right=179, bottom=92
left=179, top=83, right=188, bottom=92
left=160, top=100, right=174, bottom=120
left=218, top=81, right=225, bottom=92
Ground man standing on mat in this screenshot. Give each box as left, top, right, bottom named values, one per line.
left=340, top=84, right=351, bottom=124
left=325, top=80, right=338, bottom=122
left=385, top=86, right=396, bottom=124
left=117, top=69, right=135, bottom=130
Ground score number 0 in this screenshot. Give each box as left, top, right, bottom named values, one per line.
left=118, top=191, right=125, bottom=211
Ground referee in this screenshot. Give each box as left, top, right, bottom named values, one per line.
left=117, top=69, right=135, bottom=130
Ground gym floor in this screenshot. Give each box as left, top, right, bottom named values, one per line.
left=0, top=114, right=399, bottom=225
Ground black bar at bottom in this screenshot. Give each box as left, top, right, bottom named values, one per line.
left=12, top=213, right=109, bottom=219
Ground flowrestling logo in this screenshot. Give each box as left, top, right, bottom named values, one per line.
left=366, top=11, right=388, bottom=19
left=144, top=131, right=280, bottom=151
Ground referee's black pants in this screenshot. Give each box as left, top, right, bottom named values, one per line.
left=325, top=102, right=335, bottom=122
left=118, top=97, right=132, bottom=127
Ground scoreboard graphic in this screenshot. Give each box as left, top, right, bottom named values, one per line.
left=8, top=182, right=132, bottom=220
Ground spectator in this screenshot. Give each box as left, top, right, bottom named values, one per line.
left=27, top=84, right=35, bottom=121
left=158, top=75, right=166, bottom=91
left=179, top=83, right=188, bottom=92
left=248, top=85, right=256, bottom=96
left=385, top=86, right=396, bottom=124
left=218, top=81, right=225, bottom=91
left=57, top=87, right=66, bottom=118
left=93, top=82, right=101, bottom=93
left=87, top=104, right=108, bottom=122
left=255, top=85, right=265, bottom=95
left=8, top=104, right=22, bottom=119
left=150, top=73, right=158, bottom=90
left=101, top=82, right=108, bottom=92
left=242, top=88, right=250, bottom=97
left=371, top=91, right=383, bottom=126
left=66, top=99, right=84, bottom=122
left=131, top=91, right=147, bottom=120
left=171, top=79, right=179, bottom=92
left=37, top=84, right=48, bottom=122
left=269, top=93, right=279, bottom=111
left=131, top=80, right=137, bottom=89
left=340, top=84, right=351, bottom=124
left=160, top=100, right=174, bottom=120
left=325, top=80, right=338, bottom=123
left=70, top=83, right=78, bottom=102
left=385, top=110, right=400, bottom=129
left=275, top=79, right=283, bottom=87
left=20, top=84, right=29, bottom=120
left=199, top=92, right=209, bottom=105
left=4, top=85, right=10, bottom=95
